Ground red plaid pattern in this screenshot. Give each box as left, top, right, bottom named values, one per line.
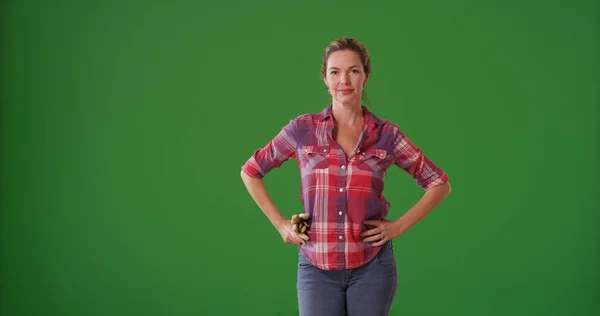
left=242, top=105, right=449, bottom=270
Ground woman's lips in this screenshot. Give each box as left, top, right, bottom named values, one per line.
left=339, top=89, right=353, bottom=95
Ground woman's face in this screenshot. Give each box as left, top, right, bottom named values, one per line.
left=323, top=50, right=369, bottom=105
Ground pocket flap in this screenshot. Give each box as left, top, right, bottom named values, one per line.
left=361, top=148, right=387, bottom=159
left=302, top=145, right=330, bottom=155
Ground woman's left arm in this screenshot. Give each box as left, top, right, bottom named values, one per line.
left=394, top=182, right=451, bottom=234
left=362, top=182, right=451, bottom=246
left=361, top=125, right=452, bottom=246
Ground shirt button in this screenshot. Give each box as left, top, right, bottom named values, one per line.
left=341, top=165, right=346, bottom=170
left=339, top=188, right=344, bottom=192
left=323, top=149, right=327, bottom=153
left=338, top=211, right=342, bottom=215
left=338, top=236, right=343, bottom=240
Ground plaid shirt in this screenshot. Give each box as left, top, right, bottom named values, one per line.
left=242, top=105, right=449, bottom=270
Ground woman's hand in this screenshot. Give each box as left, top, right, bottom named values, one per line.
left=276, top=219, right=306, bottom=245
left=361, top=182, right=452, bottom=246
left=360, top=219, right=404, bottom=247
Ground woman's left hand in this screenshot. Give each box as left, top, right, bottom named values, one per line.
left=360, top=219, right=404, bottom=247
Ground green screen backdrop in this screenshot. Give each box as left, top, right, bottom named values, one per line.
left=1, top=0, right=597, bottom=315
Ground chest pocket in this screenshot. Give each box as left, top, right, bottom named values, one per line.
left=356, top=148, right=388, bottom=172
left=300, top=145, right=330, bottom=170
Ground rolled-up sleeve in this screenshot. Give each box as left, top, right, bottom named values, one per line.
left=241, top=119, right=299, bottom=179
left=391, top=126, right=449, bottom=191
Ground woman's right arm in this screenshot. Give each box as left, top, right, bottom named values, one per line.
left=240, top=118, right=304, bottom=244
left=240, top=170, right=305, bottom=245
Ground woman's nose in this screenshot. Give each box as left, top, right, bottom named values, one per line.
left=340, top=73, right=350, bottom=84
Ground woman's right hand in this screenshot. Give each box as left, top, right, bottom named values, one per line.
left=276, top=219, right=306, bottom=245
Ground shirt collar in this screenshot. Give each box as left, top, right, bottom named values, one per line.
left=317, top=104, right=382, bottom=129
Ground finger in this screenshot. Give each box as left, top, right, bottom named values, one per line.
left=363, top=220, right=382, bottom=226
left=371, top=239, right=386, bottom=247
left=284, top=228, right=303, bottom=244
left=290, top=231, right=305, bottom=244
left=286, top=236, right=302, bottom=245
left=294, top=235, right=306, bottom=245
left=298, top=213, right=310, bottom=220
left=363, top=234, right=384, bottom=243
left=300, top=224, right=307, bottom=233
left=297, top=233, right=309, bottom=241
left=360, top=228, right=381, bottom=237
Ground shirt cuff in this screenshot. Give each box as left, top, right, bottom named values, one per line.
left=241, top=158, right=265, bottom=179
left=422, top=172, right=449, bottom=191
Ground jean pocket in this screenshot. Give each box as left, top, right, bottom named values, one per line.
left=374, top=242, right=396, bottom=266
left=300, top=145, right=329, bottom=170
left=298, top=250, right=313, bottom=268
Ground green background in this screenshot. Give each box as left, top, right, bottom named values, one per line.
left=1, top=0, right=597, bottom=315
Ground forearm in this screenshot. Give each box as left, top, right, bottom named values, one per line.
left=394, top=182, right=451, bottom=234
left=240, top=170, right=287, bottom=229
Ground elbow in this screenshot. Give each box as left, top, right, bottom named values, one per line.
left=442, top=181, right=452, bottom=197
left=240, top=170, right=252, bottom=188
left=240, top=169, right=259, bottom=183
left=240, top=167, right=265, bottom=183
left=428, top=181, right=451, bottom=196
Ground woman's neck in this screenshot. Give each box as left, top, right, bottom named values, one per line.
left=331, top=101, right=363, bottom=126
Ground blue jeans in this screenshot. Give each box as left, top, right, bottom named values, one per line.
left=297, top=241, right=398, bottom=316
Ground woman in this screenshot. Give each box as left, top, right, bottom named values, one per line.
left=240, top=38, right=451, bottom=316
